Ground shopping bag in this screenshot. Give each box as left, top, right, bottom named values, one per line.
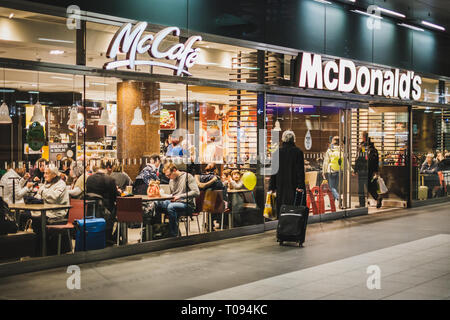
left=202, top=189, right=217, bottom=212
left=147, top=180, right=161, bottom=198
left=377, top=176, right=388, bottom=194
left=263, top=191, right=273, bottom=219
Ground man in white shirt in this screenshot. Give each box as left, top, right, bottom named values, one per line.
left=0, top=166, right=31, bottom=205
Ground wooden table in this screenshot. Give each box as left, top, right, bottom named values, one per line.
left=123, top=195, right=174, bottom=201
left=9, top=203, right=72, bottom=257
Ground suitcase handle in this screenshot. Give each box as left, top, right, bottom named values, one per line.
left=294, top=190, right=305, bottom=206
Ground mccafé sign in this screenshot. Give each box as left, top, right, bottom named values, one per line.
left=104, top=22, right=202, bottom=76
left=297, top=52, right=422, bottom=100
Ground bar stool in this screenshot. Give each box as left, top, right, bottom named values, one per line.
left=116, top=197, right=143, bottom=245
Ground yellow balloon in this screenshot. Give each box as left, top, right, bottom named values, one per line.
left=242, top=171, right=257, bottom=191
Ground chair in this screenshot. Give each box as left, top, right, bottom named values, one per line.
left=200, top=190, right=226, bottom=232
left=116, top=197, right=143, bottom=245
left=46, top=199, right=84, bottom=255
left=177, top=198, right=202, bottom=237
left=437, top=171, right=447, bottom=195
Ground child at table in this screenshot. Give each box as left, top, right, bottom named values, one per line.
left=228, top=170, right=244, bottom=190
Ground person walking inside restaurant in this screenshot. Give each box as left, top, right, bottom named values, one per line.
left=269, top=130, right=306, bottom=217
left=354, top=131, right=382, bottom=208
left=155, top=163, right=200, bottom=237
left=150, top=153, right=169, bottom=184
left=322, top=136, right=342, bottom=207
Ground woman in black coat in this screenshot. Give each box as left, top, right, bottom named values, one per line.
left=269, top=130, right=306, bottom=217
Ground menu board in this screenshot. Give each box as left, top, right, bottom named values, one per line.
left=77, top=107, right=105, bottom=141
left=160, top=110, right=176, bottom=130
left=49, top=142, right=76, bottom=161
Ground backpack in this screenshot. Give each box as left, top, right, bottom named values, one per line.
left=0, top=197, right=18, bottom=235
left=329, top=147, right=342, bottom=172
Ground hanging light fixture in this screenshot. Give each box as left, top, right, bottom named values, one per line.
left=97, top=77, right=111, bottom=126
left=131, top=106, right=145, bottom=125
left=67, top=107, right=78, bottom=126
left=98, top=108, right=111, bottom=125
left=274, top=120, right=281, bottom=131
left=30, top=71, right=45, bottom=123
left=0, top=68, right=12, bottom=124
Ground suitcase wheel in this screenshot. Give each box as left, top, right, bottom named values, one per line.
left=279, top=241, right=284, bottom=246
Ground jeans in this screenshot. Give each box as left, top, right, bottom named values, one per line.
left=156, top=200, right=192, bottom=237
left=358, top=173, right=378, bottom=206
left=327, top=172, right=340, bottom=201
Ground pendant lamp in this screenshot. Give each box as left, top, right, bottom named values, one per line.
left=98, top=77, right=111, bottom=126
left=67, top=107, right=78, bottom=126
left=30, top=101, right=45, bottom=123
left=98, top=108, right=111, bottom=126
left=0, top=68, right=12, bottom=124
left=131, top=106, right=145, bottom=125
left=31, top=72, right=45, bottom=123
left=274, top=120, right=281, bottom=131
left=0, top=102, right=12, bottom=124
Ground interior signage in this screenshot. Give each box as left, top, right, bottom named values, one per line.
left=104, top=22, right=202, bottom=76
left=297, top=52, right=422, bottom=100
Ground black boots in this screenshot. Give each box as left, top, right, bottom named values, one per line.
left=376, top=197, right=383, bottom=208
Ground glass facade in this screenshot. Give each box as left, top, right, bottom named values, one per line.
left=0, top=5, right=448, bottom=267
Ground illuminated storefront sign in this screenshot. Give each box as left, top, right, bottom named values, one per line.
left=104, top=22, right=202, bottom=76
left=298, top=52, right=422, bottom=100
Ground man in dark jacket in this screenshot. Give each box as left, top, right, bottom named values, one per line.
left=354, top=131, right=382, bottom=208
left=86, top=162, right=120, bottom=215
left=269, top=130, right=306, bottom=217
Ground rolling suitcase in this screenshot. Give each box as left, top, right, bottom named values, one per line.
left=74, top=218, right=106, bottom=251
left=277, top=191, right=309, bottom=247
left=418, top=176, right=428, bottom=200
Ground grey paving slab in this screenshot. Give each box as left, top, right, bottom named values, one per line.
left=191, top=234, right=450, bottom=300
left=1, top=202, right=449, bottom=300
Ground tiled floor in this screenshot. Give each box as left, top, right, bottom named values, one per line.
left=191, top=234, right=450, bottom=300
left=0, top=202, right=449, bottom=300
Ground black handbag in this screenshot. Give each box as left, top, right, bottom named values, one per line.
left=0, top=197, right=18, bottom=235
left=23, top=195, right=44, bottom=204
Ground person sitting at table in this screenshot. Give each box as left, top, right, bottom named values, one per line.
left=221, top=169, right=232, bottom=189
left=149, top=154, right=169, bottom=184
left=31, top=158, right=48, bottom=184
left=68, top=164, right=87, bottom=199
left=110, top=163, right=132, bottom=193
left=0, top=164, right=31, bottom=205
left=228, top=170, right=244, bottom=190
left=60, top=157, right=73, bottom=177
left=86, top=161, right=120, bottom=216
left=437, top=152, right=450, bottom=171
left=195, top=163, right=224, bottom=191
left=155, top=163, right=200, bottom=238
left=420, top=153, right=440, bottom=198
left=26, top=165, right=71, bottom=255
left=420, top=153, right=438, bottom=174
left=133, top=161, right=159, bottom=195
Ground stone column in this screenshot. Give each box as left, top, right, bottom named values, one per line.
left=116, top=81, right=160, bottom=179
